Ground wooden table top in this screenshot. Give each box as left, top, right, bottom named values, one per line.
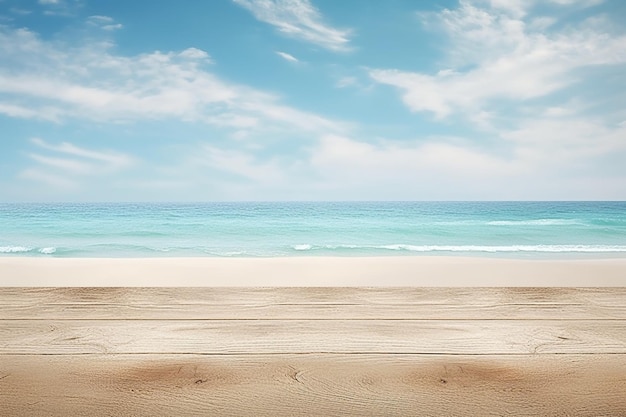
left=1, top=288, right=625, bottom=416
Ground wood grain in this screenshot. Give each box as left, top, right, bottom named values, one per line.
left=1, top=287, right=625, bottom=320
left=1, top=288, right=625, bottom=416
left=1, top=354, right=625, bottom=416
left=2, top=319, right=626, bottom=354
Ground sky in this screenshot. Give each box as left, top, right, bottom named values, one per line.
left=0, top=0, right=625, bottom=202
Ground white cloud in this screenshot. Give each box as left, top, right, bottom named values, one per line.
left=276, top=51, right=299, bottom=62
left=20, top=138, right=135, bottom=190
left=373, top=1, right=626, bottom=120
left=233, top=0, right=351, bottom=51
left=197, top=145, right=285, bottom=184
left=302, top=125, right=626, bottom=200
left=141, top=143, right=298, bottom=200
left=479, top=0, right=603, bottom=18
left=0, top=26, right=344, bottom=134
left=299, top=134, right=520, bottom=199
left=163, top=133, right=516, bottom=200
left=101, top=24, right=123, bottom=31
left=179, top=47, right=211, bottom=60
left=362, top=1, right=626, bottom=199
left=333, top=75, right=373, bottom=92
left=88, top=15, right=113, bottom=23
left=30, top=138, right=134, bottom=170
left=82, top=121, right=626, bottom=200
left=29, top=154, right=94, bottom=175
left=87, top=15, right=123, bottom=31
left=529, top=16, right=556, bottom=30
left=503, top=118, right=626, bottom=166
left=0, top=103, right=48, bottom=119
left=549, top=0, right=603, bottom=6
left=483, top=0, right=527, bottom=18
left=19, top=168, right=77, bottom=189
left=38, top=0, right=80, bottom=17
left=311, top=134, right=515, bottom=179
left=335, top=76, right=356, bottom=88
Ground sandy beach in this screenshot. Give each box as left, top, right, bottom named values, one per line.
left=1, top=256, right=625, bottom=286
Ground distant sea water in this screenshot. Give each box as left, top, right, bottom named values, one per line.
left=1, top=202, right=625, bottom=259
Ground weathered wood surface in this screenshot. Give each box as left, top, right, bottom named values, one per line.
left=2, top=287, right=626, bottom=319
left=1, top=354, right=625, bottom=417
left=2, top=319, right=626, bottom=354
left=1, top=288, right=625, bottom=416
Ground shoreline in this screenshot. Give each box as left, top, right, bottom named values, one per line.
left=1, top=256, right=625, bottom=287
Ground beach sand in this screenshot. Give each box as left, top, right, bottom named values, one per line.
left=1, top=256, right=625, bottom=286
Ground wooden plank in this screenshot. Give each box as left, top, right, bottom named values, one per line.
left=8, top=302, right=626, bottom=320
left=2, top=319, right=625, bottom=354
left=1, top=354, right=625, bottom=416
left=2, top=287, right=625, bottom=320
left=3, top=287, right=624, bottom=305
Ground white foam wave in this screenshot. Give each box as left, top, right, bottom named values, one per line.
left=39, top=247, right=56, bottom=254
left=0, top=246, right=32, bottom=253
left=151, top=247, right=171, bottom=252
left=487, top=219, right=580, bottom=226
left=290, top=243, right=626, bottom=253
left=380, top=244, right=626, bottom=252
left=203, top=249, right=247, bottom=256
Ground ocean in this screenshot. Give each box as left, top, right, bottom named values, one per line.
left=1, top=202, right=625, bottom=258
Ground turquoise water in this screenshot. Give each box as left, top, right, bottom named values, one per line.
left=1, top=202, right=625, bottom=258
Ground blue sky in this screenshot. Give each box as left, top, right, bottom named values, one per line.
left=0, top=0, right=625, bottom=201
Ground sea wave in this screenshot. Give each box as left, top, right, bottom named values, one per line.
left=291, top=244, right=626, bottom=253
left=204, top=250, right=246, bottom=256
left=0, top=246, right=32, bottom=253
left=0, top=246, right=58, bottom=255
left=486, top=219, right=582, bottom=226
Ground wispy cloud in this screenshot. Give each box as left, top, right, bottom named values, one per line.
left=233, top=0, right=351, bottom=51
left=0, top=26, right=345, bottom=135
left=333, top=75, right=373, bottom=92
left=87, top=15, right=123, bottom=31
left=483, top=0, right=603, bottom=18
left=503, top=117, right=626, bottom=166
left=548, top=0, right=603, bottom=7
left=20, top=138, right=135, bottom=189
left=309, top=134, right=516, bottom=194
left=335, top=76, right=357, bottom=88
left=38, top=0, right=82, bottom=17
left=276, top=51, right=299, bottom=62
left=197, top=145, right=285, bottom=184
left=30, top=138, right=134, bottom=170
